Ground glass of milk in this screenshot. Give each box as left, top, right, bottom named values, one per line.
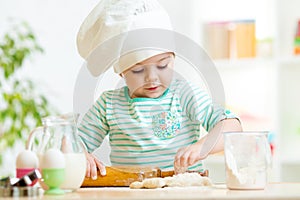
left=27, top=113, right=86, bottom=192
left=224, top=131, right=272, bottom=190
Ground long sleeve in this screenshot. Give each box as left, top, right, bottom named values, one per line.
left=175, top=80, right=237, bottom=132
left=78, top=92, right=110, bottom=153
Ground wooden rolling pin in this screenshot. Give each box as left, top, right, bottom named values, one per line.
left=81, top=166, right=208, bottom=187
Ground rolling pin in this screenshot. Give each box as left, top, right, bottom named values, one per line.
left=81, top=166, right=208, bottom=187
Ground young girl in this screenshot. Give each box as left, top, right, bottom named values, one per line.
left=76, top=0, right=242, bottom=180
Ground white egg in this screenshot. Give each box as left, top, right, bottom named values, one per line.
left=41, top=148, right=65, bottom=169
left=16, top=150, right=39, bottom=168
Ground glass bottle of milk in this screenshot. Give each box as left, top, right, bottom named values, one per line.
left=27, top=113, right=87, bottom=192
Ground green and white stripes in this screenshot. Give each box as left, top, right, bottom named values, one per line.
left=78, top=79, right=235, bottom=171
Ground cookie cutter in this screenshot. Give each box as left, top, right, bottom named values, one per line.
left=0, top=169, right=43, bottom=197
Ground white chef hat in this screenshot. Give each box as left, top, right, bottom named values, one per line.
left=77, top=0, right=174, bottom=75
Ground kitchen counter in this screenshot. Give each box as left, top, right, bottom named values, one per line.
left=3, top=183, right=300, bottom=200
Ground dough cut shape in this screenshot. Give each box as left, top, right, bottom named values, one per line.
left=142, top=178, right=166, bottom=189
left=130, top=181, right=144, bottom=189
left=130, top=172, right=212, bottom=189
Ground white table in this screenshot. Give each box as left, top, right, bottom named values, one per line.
left=4, top=183, right=300, bottom=200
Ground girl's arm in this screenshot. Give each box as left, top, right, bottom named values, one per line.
left=174, top=118, right=242, bottom=172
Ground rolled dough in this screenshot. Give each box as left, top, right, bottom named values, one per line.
left=130, top=172, right=212, bottom=189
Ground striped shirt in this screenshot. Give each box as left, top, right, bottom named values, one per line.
left=78, top=79, right=236, bottom=171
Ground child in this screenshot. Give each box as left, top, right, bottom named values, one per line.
left=76, top=0, right=242, bottom=180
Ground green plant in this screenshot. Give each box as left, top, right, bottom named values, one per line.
left=0, top=21, right=55, bottom=163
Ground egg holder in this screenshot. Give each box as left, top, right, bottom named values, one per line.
left=0, top=169, right=43, bottom=197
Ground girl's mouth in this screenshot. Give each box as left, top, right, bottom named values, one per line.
left=146, top=86, right=158, bottom=91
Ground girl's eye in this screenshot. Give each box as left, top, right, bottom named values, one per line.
left=157, top=58, right=171, bottom=69
left=131, top=68, right=144, bottom=73
left=157, top=64, right=168, bottom=69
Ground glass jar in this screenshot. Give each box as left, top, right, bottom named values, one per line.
left=224, top=131, right=272, bottom=190
left=26, top=113, right=86, bottom=192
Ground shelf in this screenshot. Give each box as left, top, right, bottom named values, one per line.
left=213, top=56, right=300, bottom=69
left=278, top=55, right=300, bottom=65
left=213, top=57, right=276, bottom=69
left=280, top=158, right=300, bottom=165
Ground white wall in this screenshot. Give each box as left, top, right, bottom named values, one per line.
left=0, top=0, right=99, bottom=113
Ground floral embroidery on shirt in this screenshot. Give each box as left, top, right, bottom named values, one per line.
left=152, top=109, right=182, bottom=138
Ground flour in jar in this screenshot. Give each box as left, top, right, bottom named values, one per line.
left=226, top=165, right=267, bottom=190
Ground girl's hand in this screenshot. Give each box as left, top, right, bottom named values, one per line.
left=85, top=153, right=106, bottom=180
left=174, top=142, right=204, bottom=174
left=174, top=119, right=242, bottom=174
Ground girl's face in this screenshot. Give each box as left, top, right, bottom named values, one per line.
left=122, top=52, right=174, bottom=99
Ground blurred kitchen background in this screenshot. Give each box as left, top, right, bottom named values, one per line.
left=1, top=0, right=300, bottom=183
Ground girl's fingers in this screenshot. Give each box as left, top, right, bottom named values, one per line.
left=174, top=144, right=202, bottom=173
left=89, top=155, right=98, bottom=180
left=95, top=159, right=106, bottom=176
left=174, top=147, right=184, bottom=167
left=85, top=159, right=91, bottom=177
left=85, top=153, right=102, bottom=179
left=187, top=151, right=198, bottom=166
left=174, top=147, right=189, bottom=174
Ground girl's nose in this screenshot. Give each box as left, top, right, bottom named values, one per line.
left=144, top=67, right=158, bottom=82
